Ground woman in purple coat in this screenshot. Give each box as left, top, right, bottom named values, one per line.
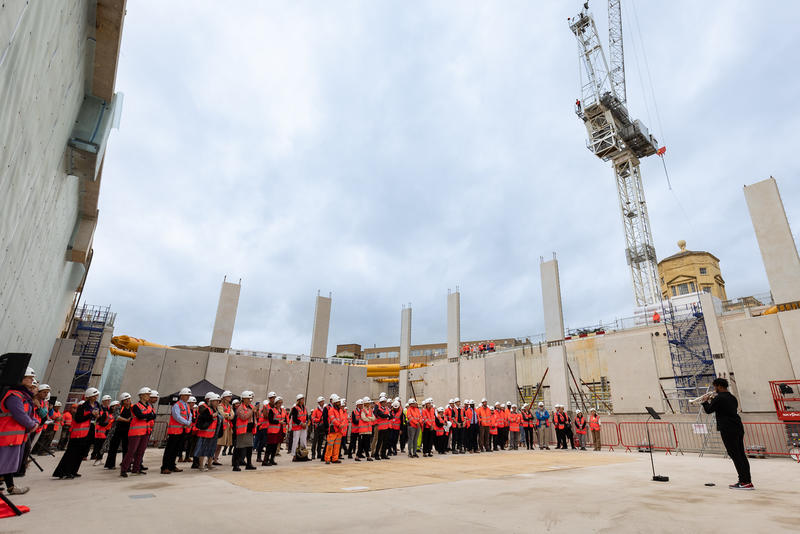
left=0, top=368, right=39, bottom=495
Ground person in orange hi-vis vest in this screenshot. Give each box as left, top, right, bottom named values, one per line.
left=574, top=409, right=588, bottom=450
left=119, top=387, right=156, bottom=477
left=476, top=399, right=492, bottom=452
left=323, top=395, right=343, bottom=464
left=90, top=395, right=114, bottom=464
left=589, top=408, right=602, bottom=451
left=405, top=398, right=421, bottom=458
left=421, top=398, right=436, bottom=457
left=57, top=404, right=75, bottom=450
left=0, top=367, right=38, bottom=495
left=508, top=405, right=521, bottom=450
left=310, top=396, right=325, bottom=460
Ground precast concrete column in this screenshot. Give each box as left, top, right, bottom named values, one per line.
left=447, top=290, right=461, bottom=397
left=540, top=257, right=571, bottom=409
left=310, top=294, right=332, bottom=359
left=744, top=177, right=800, bottom=303
left=210, top=278, right=241, bottom=350
left=399, top=306, right=412, bottom=401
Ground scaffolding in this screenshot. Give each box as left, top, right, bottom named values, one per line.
left=662, top=299, right=715, bottom=413
left=68, top=304, right=115, bottom=400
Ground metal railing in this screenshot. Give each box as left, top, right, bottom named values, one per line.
left=226, top=348, right=367, bottom=366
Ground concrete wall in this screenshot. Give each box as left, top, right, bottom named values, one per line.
left=159, top=348, right=209, bottom=397
left=345, top=366, right=371, bottom=405
left=744, top=177, right=800, bottom=303
left=484, top=352, right=518, bottom=405
left=460, top=356, right=487, bottom=402
left=42, top=338, right=78, bottom=404
left=0, top=1, right=93, bottom=372
left=210, top=280, right=241, bottom=349
left=420, top=361, right=458, bottom=405
left=603, top=330, right=664, bottom=414
left=223, top=355, right=271, bottom=400
left=541, top=259, right=571, bottom=405
left=777, top=309, right=800, bottom=378
left=322, top=363, right=349, bottom=399
left=722, top=314, right=795, bottom=412
left=306, top=362, right=327, bottom=404
left=205, top=352, right=229, bottom=386
left=265, top=360, right=309, bottom=400
left=118, top=346, right=167, bottom=397
left=310, top=295, right=332, bottom=358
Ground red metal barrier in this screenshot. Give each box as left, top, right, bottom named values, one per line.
left=618, top=422, right=678, bottom=454
left=743, top=422, right=800, bottom=461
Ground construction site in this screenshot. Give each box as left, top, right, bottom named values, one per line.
left=2, top=0, right=800, bottom=532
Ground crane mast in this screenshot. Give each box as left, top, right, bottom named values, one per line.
left=570, top=2, right=661, bottom=307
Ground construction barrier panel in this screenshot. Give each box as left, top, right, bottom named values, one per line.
left=148, top=421, right=168, bottom=448
left=743, top=422, right=800, bottom=461
left=671, top=421, right=725, bottom=455
left=618, top=422, right=678, bottom=454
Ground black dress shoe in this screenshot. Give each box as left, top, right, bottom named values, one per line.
left=120, top=472, right=128, bottom=478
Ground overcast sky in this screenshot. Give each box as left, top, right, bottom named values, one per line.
left=83, top=1, right=800, bottom=355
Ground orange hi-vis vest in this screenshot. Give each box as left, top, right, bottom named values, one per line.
left=129, top=402, right=154, bottom=437
left=421, top=407, right=435, bottom=429
left=168, top=401, right=191, bottom=435
left=338, top=407, right=349, bottom=434
left=0, top=390, right=31, bottom=447
left=406, top=406, right=421, bottom=428
left=509, top=412, right=521, bottom=432
left=190, top=405, right=199, bottom=434
left=574, top=415, right=587, bottom=434
left=196, top=404, right=219, bottom=438
left=221, top=403, right=233, bottom=431
left=375, top=405, right=390, bottom=431
left=50, top=410, right=63, bottom=432
left=95, top=410, right=114, bottom=439
left=311, top=406, right=324, bottom=425
left=496, top=409, right=508, bottom=428
left=62, top=410, right=73, bottom=429
left=434, top=414, right=445, bottom=436
left=70, top=404, right=93, bottom=439
left=326, top=406, right=341, bottom=434
left=477, top=405, right=492, bottom=426
left=522, top=411, right=534, bottom=428
left=292, top=406, right=308, bottom=432
left=554, top=412, right=567, bottom=430
left=390, top=408, right=402, bottom=430
left=351, top=409, right=362, bottom=434
left=147, top=402, right=158, bottom=433
left=362, top=406, right=374, bottom=432
left=266, top=405, right=282, bottom=434
left=463, top=407, right=473, bottom=428
left=235, top=405, right=256, bottom=435
left=257, top=405, right=268, bottom=430
left=489, top=413, right=498, bottom=435
left=589, top=414, right=601, bottom=431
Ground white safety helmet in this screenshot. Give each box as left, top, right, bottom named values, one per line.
left=84, top=387, right=100, bottom=398
left=179, top=387, right=192, bottom=396
left=207, top=393, right=220, bottom=402
left=101, top=395, right=112, bottom=402
left=119, top=392, right=132, bottom=401
left=408, top=398, right=416, bottom=404
left=394, top=396, right=400, bottom=402
left=392, top=401, right=400, bottom=408
left=576, top=409, right=582, bottom=413
left=188, top=396, right=197, bottom=403
left=590, top=407, right=597, bottom=412
left=363, top=397, right=372, bottom=403
left=356, top=399, right=363, bottom=405
left=506, top=401, right=512, bottom=406
left=437, top=407, right=444, bottom=412
left=38, top=383, right=51, bottom=392
left=198, top=401, right=206, bottom=406
left=448, top=398, right=454, bottom=404
left=330, top=394, right=340, bottom=403
left=149, top=390, right=159, bottom=398
left=538, top=402, right=544, bottom=407
left=222, top=390, right=233, bottom=398
left=268, top=392, right=277, bottom=398
left=454, top=397, right=460, bottom=403
left=275, top=396, right=283, bottom=402
left=494, top=402, right=500, bottom=406
left=204, top=391, right=215, bottom=399
left=232, top=399, right=240, bottom=404
left=296, top=393, right=305, bottom=400
left=110, top=400, right=120, bottom=407
left=54, top=401, right=63, bottom=407
left=24, top=367, right=36, bottom=378
left=511, top=404, right=517, bottom=409
left=481, top=398, right=488, bottom=403
left=316, top=396, right=324, bottom=403
left=241, top=390, right=254, bottom=399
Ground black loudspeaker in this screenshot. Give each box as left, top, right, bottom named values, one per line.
left=0, top=353, right=31, bottom=387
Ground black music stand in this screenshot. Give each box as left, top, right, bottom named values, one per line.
left=0, top=353, right=32, bottom=516
left=645, top=406, right=669, bottom=482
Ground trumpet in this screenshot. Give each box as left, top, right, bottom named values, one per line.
left=688, top=391, right=715, bottom=404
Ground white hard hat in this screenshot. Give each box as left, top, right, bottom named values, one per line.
left=576, top=409, right=582, bottom=413
left=207, top=393, right=220, bottom=402
left=380, top=392, right=387, bottom=398
left=506, top=401, right=512, bottom=406
left=408, top=398, right=416, bottom=404
left=150, top=390, right=159, bottom=398
left=241, top=391, right=254, bottom=399
left=330, top=393, right=338, bottom=400
left=188, top=396, right=197, bottom=403
left=481, top=398, right=487, bottom=403
left=454, top=397, right=460, bottom=402
left=110, top=400, right=120, bottom=407
left=275, top=396, right=283, bottom=402
left=494, top=401, right=500, bottom=406
left=232, top=399, right=240, bottom=404
left=268, top=392, right=277, bottom=398
left=101, top=395, right=112, bottom=401
left=119, top=392, right=131, bottom=401
left=392, top=401, right=400, bottom=408
left=199, top=401, right=206, bottom=406
left=363, top=397, right=372, bottom=403
left=204, top=391, right=215, bottom=399
left=356, top=399, right=363, bottom=405
left=590, top=407, right=597, bottom=411
left=512, top=404, right=517, bottom=408
left=341, top=398, right=346, bottom=403
left=330, top=394, right=340, bottom=403
left=380, top=397, right=388, bottom=403
left=179, top=387, right=192, bottom=396
left=394, top=396, right=400, bottom=402
left=24, top=367, right=35, bottom=378
left=296, top=393, right=305, bottom=400
left=437, top=407, right=444, bottom=412
left=222, top=390, right=233, bottom=398
left=448, top=399, right=454, bottom=404
left=316, top=396, right=324, bottom=402
left=538, top=402, right=544, bottom=407
left=37, top=383, right=50, bottom=392
left=54, top=401, right=63, bottom=407
left=85, top=387, right=99, bottom=398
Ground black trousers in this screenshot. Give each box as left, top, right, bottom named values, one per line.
left=422, top=429, right=434, bottom=454
left=33, top=428, right=56, bottom=455
left=104, top=428, right=128, bottom=468
left=347, top=433, right=359, bottom=457
left=564, top=427, right=575, bottom=449
left=524, top=427, right=534, bottom=449
left=262, top=443, right=278, bottom=465
left=399, top=425, right=407, bottom=452
left=161, top=433, right=185, bottom=470
left=90, top=437, right=106, bottom=460
left=721, top=429, right=751, bottom=484
left=358, top=433, right=372, bottom=458
left=555, top=428, right=567, bottom=449
left=53, top=435, right=92, bottom=477
left=312, top=424, right=325, bottom=459
left=234, top=447, right=254, bottom=467
left=376, top=429, right=390, bottom=458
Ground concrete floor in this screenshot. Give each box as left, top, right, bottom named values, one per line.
left=5, top=447, right=799, bottom=533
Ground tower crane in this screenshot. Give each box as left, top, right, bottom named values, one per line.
left=569, top=1, right=663, bottom=307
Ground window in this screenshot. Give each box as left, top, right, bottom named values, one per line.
left=678, top=283, right=690, bottom=295
left=671, top=286, right=677, bottom=296
left=700, top=267, right=707, bottom=275
left=703, top=286, right=711, bottom=294
left=690, top=282, right=696, bottom=292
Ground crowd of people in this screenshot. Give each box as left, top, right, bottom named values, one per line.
left=460, top=342, right=497, bottom=356
left=0, top=368, right=605, bottom=494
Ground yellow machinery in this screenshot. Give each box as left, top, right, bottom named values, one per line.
left=365, top=363, right=426, bottom=378
left=110, top=335, right=173, bottom=359
left=762, top=300, right=800, bottom=316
